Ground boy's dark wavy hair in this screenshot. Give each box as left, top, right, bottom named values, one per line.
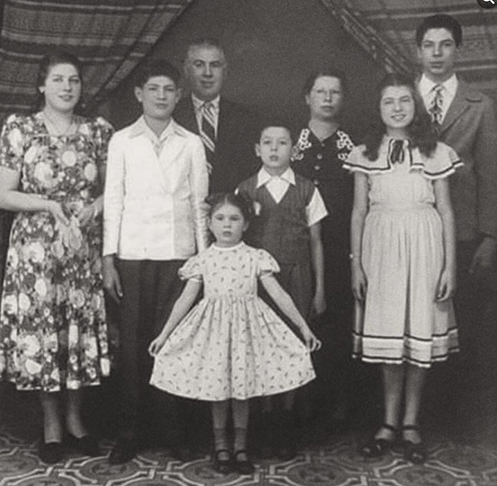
left=362, top=73, right=438, bottom=162
left=205, top=192, right=255, bottom=223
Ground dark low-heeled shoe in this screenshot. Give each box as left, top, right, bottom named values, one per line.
left=213, top=448, right=232, bottom=474
left=234, top=450, right=255, bottom=475
left=67, top=434, right=101, bottom=457
left=401, top=425, right=426, bottom=464
left=360, top=423, right=397, bottom=458
left=39, top=441, right=64, bottom=464
left=109, top=438, right=137, bottom=465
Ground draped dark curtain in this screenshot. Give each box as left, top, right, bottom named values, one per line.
left=321, top=0, right=497, bottom=103
left=0, top=0, right=193, bottom=291
left=0, top=0, right=193, bottom=120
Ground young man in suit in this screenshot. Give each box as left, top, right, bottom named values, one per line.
left=416, top=13, right=497, bottom=436
left=174, top=38, right=260, bottom=193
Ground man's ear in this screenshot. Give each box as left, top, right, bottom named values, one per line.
left=134, top=86, right=143, bottom=103
left=255, top=143, right=261, bottom=157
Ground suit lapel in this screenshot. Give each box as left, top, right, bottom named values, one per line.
left=216, top=98, right=230, bottom=152
left=440, top=81, right=480, bottom=134
left=176, top=97, right=198, bottom=134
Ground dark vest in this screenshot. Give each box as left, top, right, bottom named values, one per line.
left=239, top=174, right=314, bottom=264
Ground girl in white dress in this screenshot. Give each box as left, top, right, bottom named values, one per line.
left=149, top=192, right=320, bottom=475
left=344, top=74, right=460, bottom=464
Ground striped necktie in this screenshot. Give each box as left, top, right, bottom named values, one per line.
left=429, top=85, right=444, bottom=127
left=200, top=102, right=216, bottom=160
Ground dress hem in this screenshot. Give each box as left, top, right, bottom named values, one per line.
left=150, top=375, right=315, bottom=402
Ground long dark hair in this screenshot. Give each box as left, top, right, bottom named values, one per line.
left=35, top=51, right=84, bottom=112
left=362, top=73, right=437, bottom=161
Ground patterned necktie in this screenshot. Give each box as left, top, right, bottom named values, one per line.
left=429, top=85, right=444, bottom=127
left=200, top=102, right=216, bottom=160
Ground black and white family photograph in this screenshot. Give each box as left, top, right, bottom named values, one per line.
left=0, top=1, right=496, bottom=485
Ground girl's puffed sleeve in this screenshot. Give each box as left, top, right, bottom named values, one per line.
left=420, top=142, right=462, bottom=179
left=178, top=254, right=203, bottom=282
left=256, top=249, right=280, bottom=279
left=0, top=114, right=26, bottom=172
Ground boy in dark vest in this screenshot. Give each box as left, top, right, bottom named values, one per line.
left=237, top=121, right=327, bottom=459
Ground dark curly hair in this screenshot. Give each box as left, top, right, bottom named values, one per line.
left=205, top=192, right=255, bottom=223
left=362, top=73, right=437, bottom=161
left=415, top=14, right=462, bottom=48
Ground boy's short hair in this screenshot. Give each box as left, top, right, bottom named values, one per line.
left=258, top=118, right=294, bottom=142
left=134, top=59, right=181, bottom=88
left=415, top=14, right=462, bottom=47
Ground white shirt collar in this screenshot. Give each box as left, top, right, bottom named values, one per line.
left=192, top=94, right=220, bottom=113
left=256, top=167, right=295, bottom=188
left=129, top=116, right=183, bottom=141
left=419, top=73, right=458, bottom=99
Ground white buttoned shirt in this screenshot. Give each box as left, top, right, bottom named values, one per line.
left=103, top=116, right=209, bottom=260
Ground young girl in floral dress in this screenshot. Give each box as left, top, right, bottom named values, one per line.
left=149, top=193, right=320, bottom=475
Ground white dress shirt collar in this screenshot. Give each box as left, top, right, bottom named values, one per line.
left=419, top=73, right=458, bottom=100
left=192, top=94, right=220, bottom=113
left=129, top=116, right=184, bottom=141
left=256, top=166, right=296, bottom=188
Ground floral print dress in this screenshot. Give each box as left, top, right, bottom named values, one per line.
left=150, top=242, right=316, bottom=401
left=0, top=112, right=113, bottom=391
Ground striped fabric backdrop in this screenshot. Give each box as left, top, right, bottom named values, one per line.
left=0, top=0, right=193, bottom=120
left=321, top=0, right=497, bottom=103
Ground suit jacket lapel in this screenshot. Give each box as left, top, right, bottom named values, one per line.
left=176, top=97, right=198, bottom=134
left=440, top=81, right=481, bottom=134
left=216, top=98, right=230, bottom=151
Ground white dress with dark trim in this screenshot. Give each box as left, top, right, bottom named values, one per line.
left=344, top=138, right=462, bottom=367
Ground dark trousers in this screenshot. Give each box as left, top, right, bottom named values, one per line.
left=115, top=259, right=184, bottom=441
left=426, top=240, right=497, bottom=437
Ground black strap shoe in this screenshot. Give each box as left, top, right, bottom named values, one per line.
left=360, top=423, right=398, bottom=458
left=67, top=434, right=101, bottom=457
left=39, top=441, right=64, bottom=464
left=109, top=438, right=137, bottom=465
left=234, top=450, right=255, bottom=475
left=401, top=425, right=426, bottom=464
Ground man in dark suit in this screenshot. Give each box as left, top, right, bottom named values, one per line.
left=416, top=14, right=497, bottom=438
left=174, top=38, right=260, bottom=193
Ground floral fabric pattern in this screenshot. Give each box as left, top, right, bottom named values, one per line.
left=0, top=112, right=113, bottom=391
left=150, top=242, right=316, bottom=401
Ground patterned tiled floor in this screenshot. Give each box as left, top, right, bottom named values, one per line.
left=2, top=427, right=497, bottom=485
left=2, top=382, right=497, bottom=486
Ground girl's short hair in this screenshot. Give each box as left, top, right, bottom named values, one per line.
left=35, top=51, right=83, bottom=112
left=302, top=67, right=348, bottom=96
left=206, top=192, right=255, bottom=222
left=362, top=73, right=437, bottom=161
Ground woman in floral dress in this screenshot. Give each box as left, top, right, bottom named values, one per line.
left=0, top=52, right=113, bottom=463
left=292, top=68, right=355, bottom=429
